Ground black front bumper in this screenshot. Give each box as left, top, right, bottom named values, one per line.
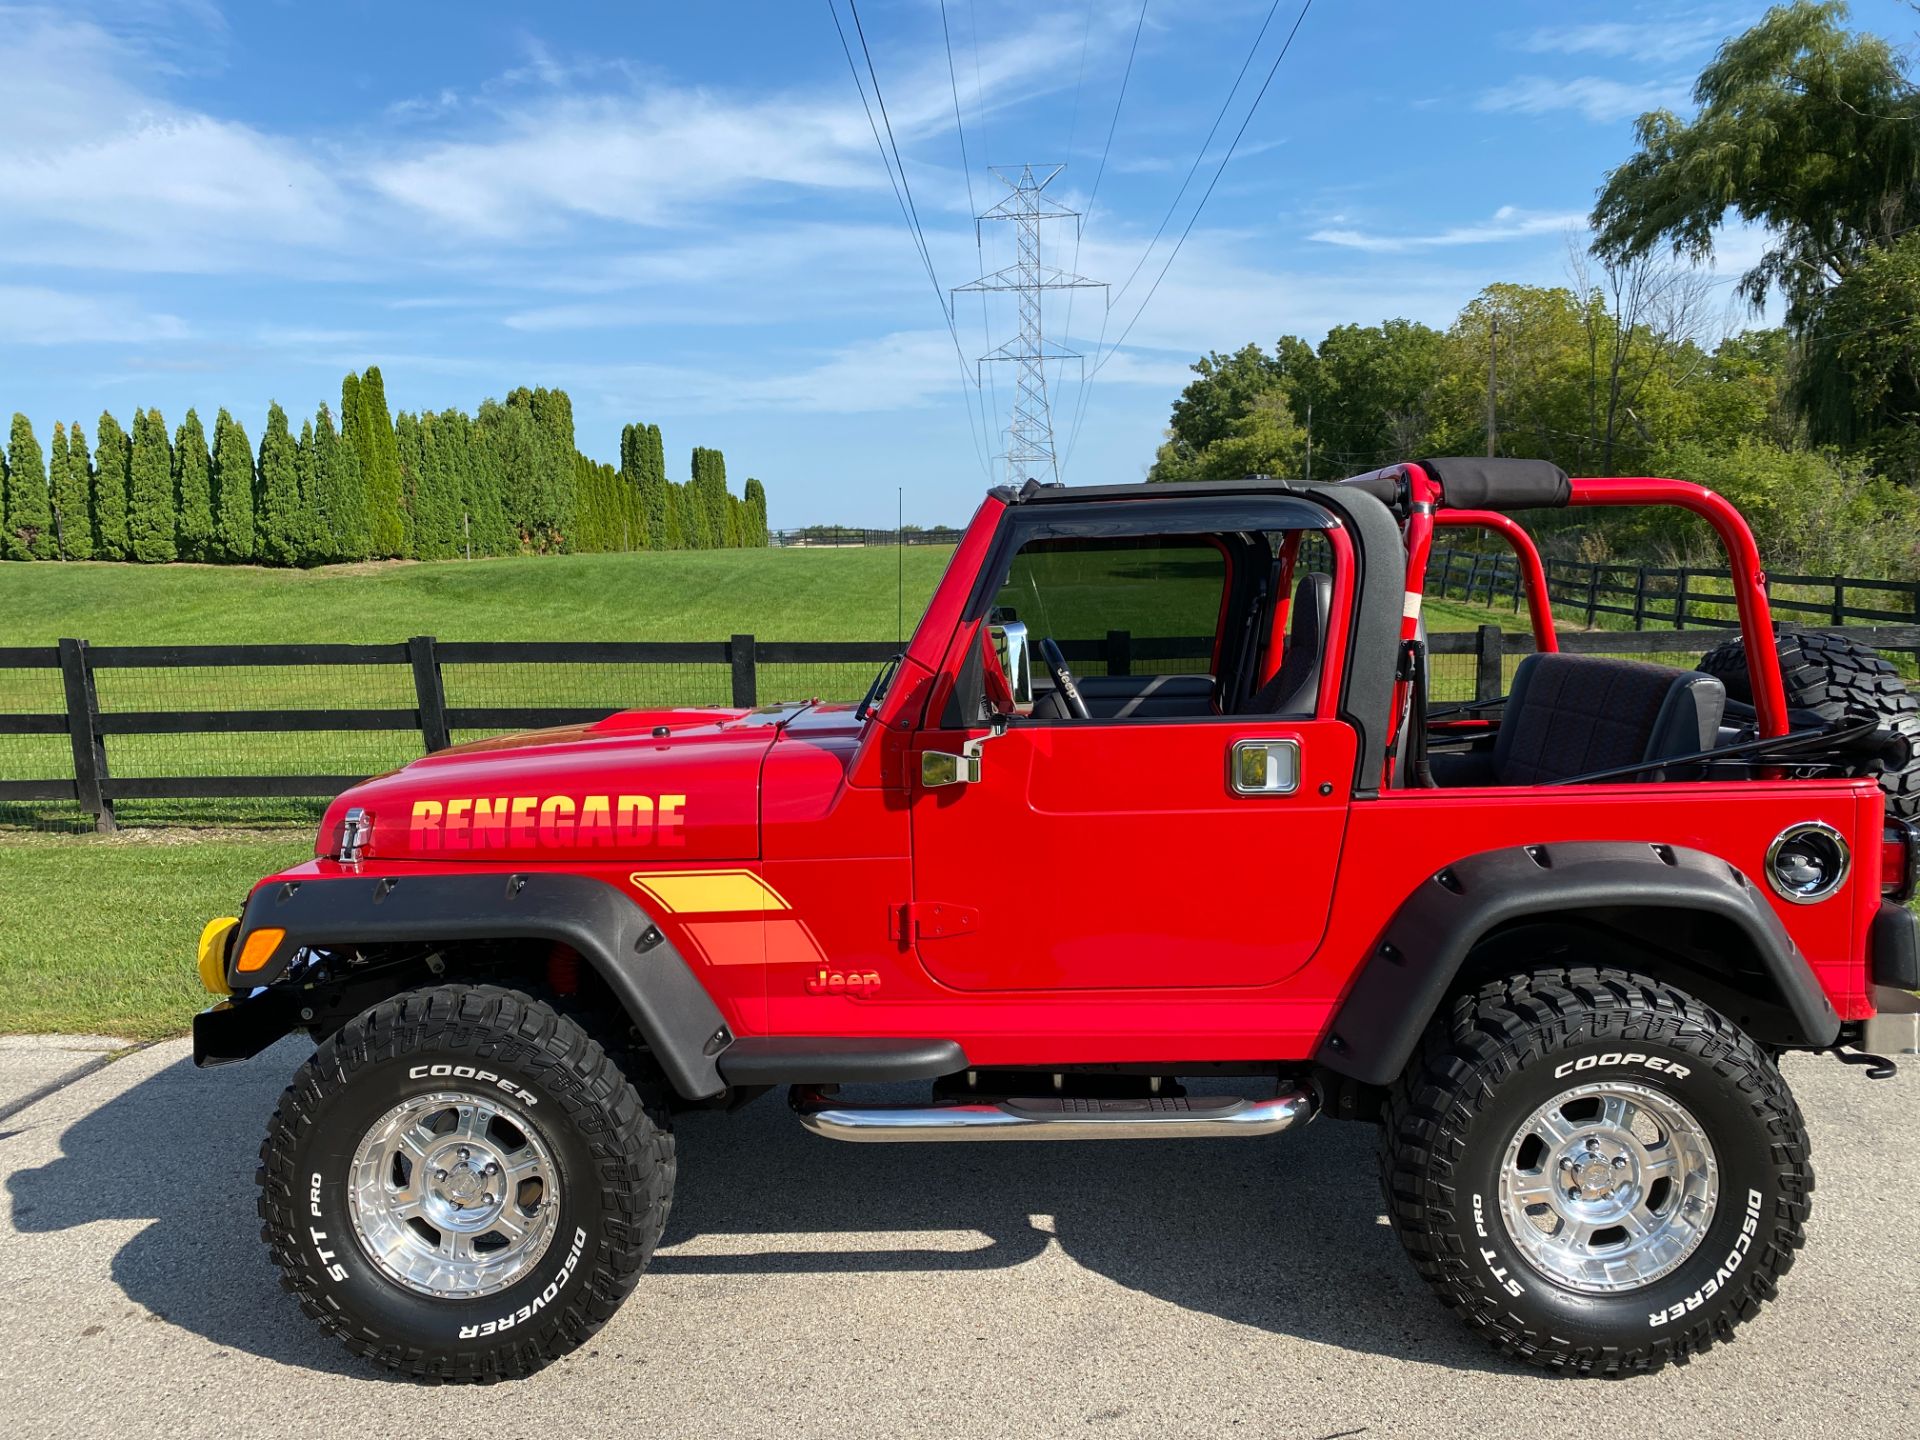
left=193, top=987, right=306, bottom=1067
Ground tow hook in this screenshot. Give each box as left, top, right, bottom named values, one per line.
left=1824, top=1047, right=1899, bottom=1081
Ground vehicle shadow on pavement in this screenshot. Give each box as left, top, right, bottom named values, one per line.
left=7, top=1051, right=1518, bottom=1378
left=5, top=1040, right=375, bottom=1379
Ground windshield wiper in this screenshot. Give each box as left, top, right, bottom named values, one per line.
left=855, top=655, right=903, bottom=722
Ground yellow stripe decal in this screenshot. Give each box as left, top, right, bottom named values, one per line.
left=628, top=869, right=790, bottom=915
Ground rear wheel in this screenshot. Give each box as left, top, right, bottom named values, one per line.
left=1383, top=967, right=1811, bottom=1375
left=1698, top=627, right=1920, bottom=818
left=258, top=984, right=673, bottom=1382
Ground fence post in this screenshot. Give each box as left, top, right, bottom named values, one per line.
left=57, top=637, right=114, bottom=833
left=1475, top=625, right=1504, bottom=702
left=408, top=635, right=451, bottom=752
left=730, top=633, right=758, bottom=708
left=1106, top=629, right=1132, bottom=677
left=1632, top=567, right=1648, bottom=630
left=1675, top=569, right=1691, bottom=630
left=1466, top=554, right=1483, bottom=605
left=1583, top=564, right=1601, bottom=626
left=1831, top=579, right=1846, bottom=627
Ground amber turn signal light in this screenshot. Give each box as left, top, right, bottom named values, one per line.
left=235, top=926, right=287, bottom=974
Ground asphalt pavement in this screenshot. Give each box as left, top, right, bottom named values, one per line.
left=1, top=1037, right=1914, bottom=1439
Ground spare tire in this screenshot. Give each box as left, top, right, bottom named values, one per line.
left=1698, top=628, right=1920, bottom=818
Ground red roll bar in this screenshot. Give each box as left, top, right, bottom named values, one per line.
left=1434, top=509, right=1558, bottom=653
left=1353, top=464, right=1791, bottom=742
left=1570, top=478, right=1789, bottom=737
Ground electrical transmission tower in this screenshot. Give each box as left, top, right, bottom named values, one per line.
left=954, top=165, right=1105, bottom=484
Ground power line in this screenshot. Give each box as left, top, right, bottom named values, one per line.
left=1067, top=0, right=1310, bottom=471
left=1056, top=0, right=1149, bottom=477
left=939, top=0, right=1001, bottom=467
left=826, top=0, right=992, bottom=480
left=960, top=0, right=1000, bottom=448
left=1063, top=0, right=1096, bottom=161
left=1085, top=0, right=1314, bottom=382
left=847, top=0, right=938, bottom=292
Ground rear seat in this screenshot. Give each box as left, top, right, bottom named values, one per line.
left=1430, top=653, right=1725, bottom=787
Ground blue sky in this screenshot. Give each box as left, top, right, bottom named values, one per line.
left=2, top=1, right=1913, bottom=528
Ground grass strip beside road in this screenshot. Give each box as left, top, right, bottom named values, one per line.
left=0, top=832, right=309, bottom=1039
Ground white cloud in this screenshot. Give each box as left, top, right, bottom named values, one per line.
left=364, top=10, right=1087, bottom=241
left=0, top=285, right=188, bottom=344
left=0, top=12, right=350, bottom=271
left=1477, top=75, right=1691, bottom=124
left=1309, top=206, right=1588, bottom=254
left=1514, top=17, right=1725, bottom=61
left=0, top=4, right=1086, bottom=275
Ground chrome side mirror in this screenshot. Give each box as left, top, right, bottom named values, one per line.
left=988, top=619, right=1034, bottom=716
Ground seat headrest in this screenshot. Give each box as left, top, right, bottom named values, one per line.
left=1291, top=572, right=1332, bottom=654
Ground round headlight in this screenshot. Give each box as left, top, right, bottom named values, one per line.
left=1766, top=821, right=1850, bottom=904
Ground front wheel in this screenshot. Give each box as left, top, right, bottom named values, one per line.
left=1383, top=967, right=1811, bottom=1375
left=258, top=985, right=674, bottom=1382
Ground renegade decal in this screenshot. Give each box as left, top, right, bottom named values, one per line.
left=409, top=793, right=685, bottom=850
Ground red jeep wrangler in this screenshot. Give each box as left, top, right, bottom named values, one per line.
left=194, top=458, right=1920, bottom=1380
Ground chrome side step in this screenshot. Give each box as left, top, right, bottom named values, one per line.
left=793, top=1087, right=1316, bottom=1143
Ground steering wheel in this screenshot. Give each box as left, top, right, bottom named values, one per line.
left=1040, top=637, right=1091, bottom=720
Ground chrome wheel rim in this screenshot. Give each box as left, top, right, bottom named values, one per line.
left=1498, top=1080, right=1718, bottom=1295
left=347, top=1089, right=561, bottom=1299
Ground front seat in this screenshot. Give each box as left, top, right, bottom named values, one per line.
left=1481, top=653, right=1726, bottom=785
left=1246, top=572, right=1332, bottom=715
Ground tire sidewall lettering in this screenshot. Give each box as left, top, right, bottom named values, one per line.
left=1454, top=1037, right=1782, bottom=1338
left=289, top=1054, right=604, bottom=1342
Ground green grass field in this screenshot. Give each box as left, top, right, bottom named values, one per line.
left=0, top=831, right=310, bottom=1037
left=0, top=547, right=960, bottom=645
left=0, top=549, right=1520, bottom=831
left=0, top=548, right=1892, bottom=1039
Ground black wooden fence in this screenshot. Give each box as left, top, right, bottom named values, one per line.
left=770, top=527, right=966, bottom=548
left=7, top=624, right=1919, bottom=832
left=1431, top=546, right=1920, bottom=631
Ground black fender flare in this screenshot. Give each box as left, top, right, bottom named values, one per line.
left=1316, top=841, right=1841, bottom=1087
left=198, top=872, right=731, bottom=1099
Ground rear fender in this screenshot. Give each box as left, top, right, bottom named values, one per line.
left=1317, top=841, right=1841, bottom=1086
left=197, top=872, right=731, bottom=1099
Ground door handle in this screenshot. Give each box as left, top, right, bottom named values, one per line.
left=1230, top=738, right=1300, bottom=795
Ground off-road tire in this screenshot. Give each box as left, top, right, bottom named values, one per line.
left=1382, top=967, right=1811, bottom=1376
left=258, top=984, right=674, bottom=1382
left=1698, top=627, right=1920, bottom=818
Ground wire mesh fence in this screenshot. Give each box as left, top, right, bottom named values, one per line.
left=1431, top=546, right=1920, bottom=635
left=7, top=624, right=1919, bottom=832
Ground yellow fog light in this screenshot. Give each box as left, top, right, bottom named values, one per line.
left=197, top=917, right=240, bottom=995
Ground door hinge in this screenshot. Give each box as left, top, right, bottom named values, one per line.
left=892, top=902, right=980, bottom=940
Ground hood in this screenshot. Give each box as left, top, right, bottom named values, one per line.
left=318, top=703, right=811, bottom=864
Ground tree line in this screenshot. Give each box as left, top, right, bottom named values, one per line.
left=1150, top=1, right=1920, bottom=579
left=0, top=367, right=771, bottom=565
